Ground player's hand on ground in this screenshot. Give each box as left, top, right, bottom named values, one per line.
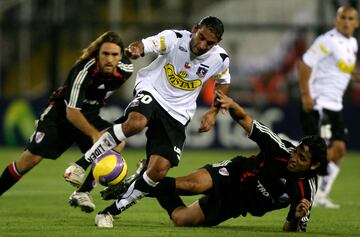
left=295, top=198, right=311, bottom=218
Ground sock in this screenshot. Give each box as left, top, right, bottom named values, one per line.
left=319, top=161, right=340, bottom=197
left=84, top=130, right=121, bottom=163
left=111, top=124, right=127, bottom=143
left=0, top=162, right=23, bottom=196
left=104, top=172, right=158, bottom=216
left=156, top=194, right=185, bottom=218
left=148, top=177, right=176, bottom=197
left=78, top=172, right=95, bottom=192
left=75, top=156, right=91, bottom=170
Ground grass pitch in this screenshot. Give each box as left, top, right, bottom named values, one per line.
left=0, top=148, right=359, bottom=237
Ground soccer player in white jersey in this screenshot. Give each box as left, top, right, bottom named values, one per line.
left=70, top=16, right=230, bottom=226
left=298, top=6, right=360, bottom=208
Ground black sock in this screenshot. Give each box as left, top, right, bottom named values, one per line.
left=134, top=176, right=157, bottom=194
left=148, top=177, right=176, bottom=197
left=78, top=172, right=95, bottom=192
left=75, top=156, right=91, bottom=170
left=156, top=194, right=185, bottom=218
left=99, top=201, right=121, bottom=216
left=0, top=162, right=23, bottom=196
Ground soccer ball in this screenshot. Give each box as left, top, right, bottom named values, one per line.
left=92, top=150, right=128, bottom=186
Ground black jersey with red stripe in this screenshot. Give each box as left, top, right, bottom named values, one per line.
left=228, top=120, right=317, bottom=231
left=48, top=56, right=133, bottom=118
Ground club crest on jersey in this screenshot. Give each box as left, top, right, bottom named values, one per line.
left=184, top=62, right=191, bottom=69
left=35, top=131, right=45, bottom=143
left=164, top=64, right=202, bottom=91
left=196, top=64, right=209, bottom=78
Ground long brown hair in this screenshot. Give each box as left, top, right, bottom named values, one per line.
left=75, top=31, right=124, bottom=64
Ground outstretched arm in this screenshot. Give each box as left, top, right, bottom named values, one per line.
left=125, top=41, right=144, bottom=60
left=298, top=60, right=314, bottom=112
left=216, top=90, right=253, bottom=133
left=198, top=83, right=229, bottom=132
left=283, top=198, right=311, bottom=232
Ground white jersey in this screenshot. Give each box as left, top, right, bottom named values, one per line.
left=134, top=29, right=231, bottom=125
left=303, top=28, right=357, bottom=111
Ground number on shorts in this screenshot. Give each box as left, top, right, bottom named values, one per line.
left=136, top=93, right=153, bottom=104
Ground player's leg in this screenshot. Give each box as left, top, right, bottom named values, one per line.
left=84, top=92, right=153, bottom=164
left=0, top=150, right=43, bottom=196
left=171, top=201, right=206, bottom=226
left=314, top=110, right=345, bottom=208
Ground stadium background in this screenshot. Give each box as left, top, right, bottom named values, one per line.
left=1, top=0, right=360, bottom=150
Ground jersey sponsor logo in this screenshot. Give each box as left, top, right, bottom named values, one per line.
left=164, top=64, right=202, bottom=91
left=218, top=167, right=229, bottom=176
left=256, top=180, right=270, bottom=197
left=196, top=64, right=209, bottom=78
left=35, top=131, right=45, bottom=143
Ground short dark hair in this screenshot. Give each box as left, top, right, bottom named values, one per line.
left=198, top=16, right=224, bottom=40
left=300, top=135, right=328, bottom=176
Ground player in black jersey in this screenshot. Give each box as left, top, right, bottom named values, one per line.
left=97, top=90, right=328, bottom=231
left=0, top=32, right=133, bottom=206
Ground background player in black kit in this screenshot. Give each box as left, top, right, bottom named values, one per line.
left=0, top=32, right=133, bottom=206
left=107, top=90, right=327, bottom=231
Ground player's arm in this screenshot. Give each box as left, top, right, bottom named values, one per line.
left=125, top=30, right=177, bottom=60
left=298, top=59, right=314, bottom=112
left=198, top=83, right=229, bottom=132
left=124, top=41, right=144, bottom=60
left=215, top=90, right=253, bottom=133
left=351, top=67, right=360, bottom=82
left=66, top=107, right=101, bottom=143
left=283, top=198, right=311, bottom=231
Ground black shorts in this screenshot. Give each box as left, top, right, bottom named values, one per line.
left=198, top=158, right=246, bottom=226
left=300, top=108, right=347, bottom=141
left=26, top=104, right=112, bottom=159
left=119, top=91, right=186, bottom=167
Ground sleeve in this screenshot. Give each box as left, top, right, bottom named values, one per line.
left=302, top=34, right=332, bottom=68
left=248, top=120, right=293, bottom=155
left=65, top=60, right=94, bottom=109
left=286, top=176, right=317, bottom=232
left=141, top=30, right=178, bottom=55
left=117, top=56, right=134, bottom=79
left=213, top=53, right=231, bottom=84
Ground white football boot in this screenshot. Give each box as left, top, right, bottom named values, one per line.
left=68, top=191, right=95, bottom=213
left=64, top=163, right=85, bottom=187
left=95, top=213, right=114, bottom=228
left=313, top=190, right=340, bottom=209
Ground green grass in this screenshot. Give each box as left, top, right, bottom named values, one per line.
left=0, top=148, right=359, bottom=237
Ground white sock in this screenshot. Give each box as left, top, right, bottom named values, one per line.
left=115, top=182, right=145, bottom=212
left=84, top=132, right=118, bottom=163
left=113, top=124, right=127, bottom=141
left=318, top=161, right=340, bottom=197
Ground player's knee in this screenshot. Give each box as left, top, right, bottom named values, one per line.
left=171, top=209, right=188, bottom=227
left=123, top=113, right=147, bottom=135
left=331, top=142, right=346, bottom=161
